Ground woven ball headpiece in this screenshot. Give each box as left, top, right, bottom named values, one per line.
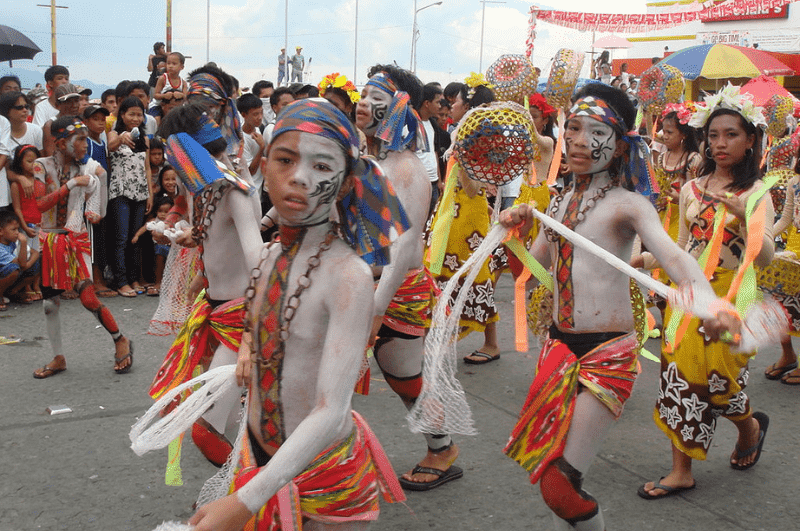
left=763, top=93, right=794, bottom=138
left=543, top=48, right=584, bottom=111
left=485, top=54, right=539, bottom=104
left=638, top=64, right=684, bottom=115
left=454, top=101, right=538, bottom=186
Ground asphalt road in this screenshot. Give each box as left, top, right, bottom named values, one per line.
left=1, top=276, right=798, bottom=531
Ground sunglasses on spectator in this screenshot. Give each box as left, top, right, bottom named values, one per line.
left=12, top=104, right=31, bottom=110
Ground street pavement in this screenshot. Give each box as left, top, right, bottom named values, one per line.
left=1, top=276, right=798, bottom=531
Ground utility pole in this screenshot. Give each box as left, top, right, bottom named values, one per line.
left=166, top=0, right=172, bottom=52
left=36, top=0, right=68, bottom=66
left=354, top=0, right=358, bottom=85
left=479, top=0, right=505, bottom=72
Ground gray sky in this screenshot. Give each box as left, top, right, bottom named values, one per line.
left=5, top=0, right=646, bottom=88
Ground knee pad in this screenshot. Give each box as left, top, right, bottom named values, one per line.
left=540, top=457, right=599, bottom=525
left=383, top=372, right=423, bottom=402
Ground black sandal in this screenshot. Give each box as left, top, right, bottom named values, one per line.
left=114, top=337, right=134, bottom=374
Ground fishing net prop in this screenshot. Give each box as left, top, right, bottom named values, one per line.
left=543, top=48, right=584, bottom=111
left=453, top=101, right=539, bottom=187
left=151, top=522, right=193, bottom=531
left=485, top=54, right=539, bottom=104
left=148, top=244, right=202, bottom=336
left=763, top=93, right=794, bottom=138
left=638, top=64, right=684, bottom=115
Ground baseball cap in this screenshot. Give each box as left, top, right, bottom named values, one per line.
left=296, top=46, right=302, bottom=50
left=55, top=83, right=81, bottom=102
left=83, top=104, right=110, bottom=120
left=76, top=85, right=92, bottom=96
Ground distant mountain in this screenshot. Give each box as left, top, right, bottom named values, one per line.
left=0, top=67, right=113, bottom=97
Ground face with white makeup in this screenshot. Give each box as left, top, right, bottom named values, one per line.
left=265, top=130, right=349, bottom=226
left=563, top=116, right=624, bottom=176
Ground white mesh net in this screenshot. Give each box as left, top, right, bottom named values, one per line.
left=149, top=245, right=202, bottom=336
left=407, top=222, right=508, bottom=436
left=129, top=365, right=238, bottom=456
left=151, top=522, right=193, bottom=531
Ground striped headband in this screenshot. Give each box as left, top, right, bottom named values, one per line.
left=365, top=72, right=427, bottom=152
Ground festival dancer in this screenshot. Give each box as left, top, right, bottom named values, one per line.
left=635, top=84, right=774, bottom=497
left=501, top=84, right=740, bottom=530
left=355, top=64, right=462, bottom=491
left=30, top=116, right=133, bottom=378
left=188, top=98, right=406, bottom=531
left=148, top=102, right=262, bottom=467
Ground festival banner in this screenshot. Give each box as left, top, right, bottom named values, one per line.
left=701, top=0, right=792, bottom=21
left=698, top=28, right=800, bottom=51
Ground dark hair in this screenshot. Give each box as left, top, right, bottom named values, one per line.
left=0, top=209, right=20, bottom=229
left=114, top=97, right=148, bottom=152
left=158, top=164, right=176, bottom=189
left=168, top=51, right=185, bottom=65
left=439, top=97, right=450, bottom=110
left=44, top=65, right=69, bottom=83
left=153, top=42, right=166, bottom=53
left=158, top=102, right=227, bottom=156
left=457, top=84, right=495, bottom=109
left=661, top=113, right=700, bottom=155
left=0, top=75, right=21, bottom=90
left=421, top=82, right=443, bottom=106
left=154, top=193, right=175, bottom=211
left=270, top=86, right=294, bottom=108
left=10, top=144, right=41, bottom=174
left=367, top=64, right=423, bottom=109
left=149, top=137, right=164, bottom=153
left=115, top=80, right=132, bottom=100
left=322, top=87, right=353, bottom=110
left=125, top=80, right=151, bottom=98
left=699, top=108, right=761, bottom=193
left=237, top=93, right=263, bottom=114
left=599, top=51, right=610, bottom=64
left=0, top=91, right=27, bottom=118
left=101, top=89, right=115, bottom=104
left=443, top=82, right=464, bottom=101
left=251, top=80, right=274, bottom=98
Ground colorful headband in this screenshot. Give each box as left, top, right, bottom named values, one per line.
left=192, top=113, right=225, bottom=146
left=165, top=132, right=254, bottom=197
left=271, top=98, right=410, bottom=266
left=365, top=72, right=427, bottom=152
left=568, top=96, right=659, bottom=201
left=187, top=73, right=242, bottom=155
left=662, top=102, right=691, bottom=125
left=527, top=93, right=556, bottom=117
left=318, top=73, right=360, bottom=104
left=52, top=119, right=87, bottom=141
left=688, top=83, right=766, bottom=130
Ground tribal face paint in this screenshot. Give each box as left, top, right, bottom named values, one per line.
left=564, top=116, right=617, bottom=176
left=265, top=131, right=347, bottom=226
left=356, top=84, right=391, bottom=135
left=65, top=130, right=88, bottom=163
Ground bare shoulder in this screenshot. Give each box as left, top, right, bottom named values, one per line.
left=319, top=241, right=374, bottom=303
left=380, top=150, right=428, bottom=187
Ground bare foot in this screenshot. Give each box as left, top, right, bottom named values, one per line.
left=730, top=416, right=761, bottom=468
left=401, top=443, right=459, bottom=484
left=114, top=336, right=133, bottom=373
left=640, top=471, right=695, bottom=498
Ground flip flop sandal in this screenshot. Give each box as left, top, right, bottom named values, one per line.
left=114, top=338, right=134, bottom=374
left=463, top=351, right=500, bottom=365
left=33, top=365, right=67, bottom=379
left=780, top=373, right=800, bottom=385
left=637, top=478, right=696, bottom=500
left=731, top=411, right=769, bottom=470
left=117, top=288, right=137, bottom=298
left=765, top=362, right=798, bottom=380
left=398, top=465, right=463, bottom=492
left=146, top=286, right=160, bottom=297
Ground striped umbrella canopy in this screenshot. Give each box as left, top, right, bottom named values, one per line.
left=0, top=25, right=42, bottom=64
left=660, top=44, right=794, bottom=81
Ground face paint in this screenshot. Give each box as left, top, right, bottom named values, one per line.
left=65, top=131, right=88, bottom=162
left=266, top=131, right=347, bottom=226
left=564, top=116, right=617, bottom=175
left=355, top=84, right=390, bottom=135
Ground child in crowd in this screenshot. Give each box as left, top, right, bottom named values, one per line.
left=131, top=194, right=173, bottom=296
left=153, top=89, right=185, bottom=126
left=9, top=145, right=44, bottom=300
left=101, top=89, right=117, bottom=116
left=152, top=52, right=188, bottom=104
left=0, top=210, right=40, bottom=310
left=148, top=137, right=166, bottom=194
left=154, top=165, right=178, bottom=201
left=83, top=104, right=115, bottom=297
left=107, top=96, right=152, bottom=297
left=236, top=93, right=266, bottom=195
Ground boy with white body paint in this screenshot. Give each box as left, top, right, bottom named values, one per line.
left=500, top=84, right=741, bottom=530
left=189, top=98, right=406, bottom=531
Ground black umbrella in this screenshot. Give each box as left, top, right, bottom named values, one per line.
left=0, top=25, right=42, bottom=66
